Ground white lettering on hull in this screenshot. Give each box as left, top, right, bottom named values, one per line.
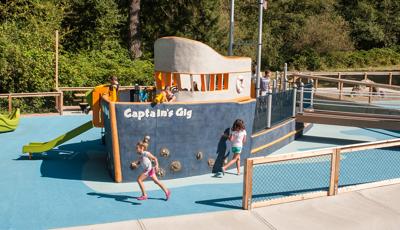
left=124, top=108, right=192, bottom=120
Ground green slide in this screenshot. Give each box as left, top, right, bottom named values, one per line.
left=0, top=109, right=20, bottom=133
left=22, top=121, right=94, bottom=154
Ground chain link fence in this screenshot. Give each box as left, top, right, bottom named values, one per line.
left=243, top=139, right=400, bottom=209
left=251, top=155, right=331, bottom=203
left=339, top=147, right=400, bottom=189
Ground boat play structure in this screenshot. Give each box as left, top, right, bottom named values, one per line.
left=22, top=37, right=302, bottom=182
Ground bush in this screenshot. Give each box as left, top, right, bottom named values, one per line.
left=321, top=48, right=400, bottom=70
left=289, top=47, right=400, bottom=71
left=291, top=49, right=322, bottom=71
left=59, top=47, right=154, bottom=87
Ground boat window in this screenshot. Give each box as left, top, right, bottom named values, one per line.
left=204, top=73, right=229, bottom=91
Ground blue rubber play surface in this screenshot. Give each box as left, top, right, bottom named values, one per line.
left=1, top=115, right=399, bottom=229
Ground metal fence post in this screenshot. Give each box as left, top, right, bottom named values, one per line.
left=299, top=82, right=304, bottom=114
left=310, top=80, right=314, bottom=109
left=272, top=79, right=277, bottom=94
left=283, top=63, right=288, bottom=91
left=267, top=90, right=272, bottom=128
left=292, top=84, right=297, bottom=117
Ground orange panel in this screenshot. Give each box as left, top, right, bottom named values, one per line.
left=109, top=102, right=122, bottom=182
left=91, top=85, right=109, bottom=127
left=161, top=72, right=166, bottom=89
left=173, top=73, right=181, bottom=89
left=200, top=74, right=206, bottom=91
left=223, top=73, right=229, bottom=89
left=210, top=74, right=215, bottom=91
left=154, top=72, right=162, bottom=90
left=217, top=74, right=223, bottom=90
left=165, top=72, right=172, bottom=87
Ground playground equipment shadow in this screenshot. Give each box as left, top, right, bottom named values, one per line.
left=1, top=115, right=400, bottom=229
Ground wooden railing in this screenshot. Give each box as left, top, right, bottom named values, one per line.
left=243, top=138, right=400, bottom=210
left=0, top=86, right=141, bottom=115
left=290, top=73, right=400, bottom=103
left=291, top=73, right=400, bottom=90
left=288, top=71, right=400, bottom=86
left=0, top=92, right=63, bottom=114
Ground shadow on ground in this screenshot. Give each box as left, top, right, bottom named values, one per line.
left=299, top=135, right=365, bottom=146
left=16, top=139, right=111, bottom=182
left=195, top=187, right=329, bottom=210
left=87, top=192, right=142, bottom=205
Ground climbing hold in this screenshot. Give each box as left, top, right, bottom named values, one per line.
left=208, top=158, right=215, bottom=168
left=157, top=167, right=166, bottom=177
left=130, top=161, right=138, bottom=170
left=160, top=148, right=170, bottom=157
left=170, top=161, right=182, bottom=172
left=196, top=151, right=203, bottom=160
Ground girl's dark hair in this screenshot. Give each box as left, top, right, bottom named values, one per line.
left=136, top=136, right=150, bottom=150
left=232, top=119, right=245, bottom=131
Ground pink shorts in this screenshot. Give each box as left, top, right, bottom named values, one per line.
left=144, top=167, right=156, bottom=177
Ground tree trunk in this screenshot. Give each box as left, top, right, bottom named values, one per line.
left=129, top=0, right=142, bottom=59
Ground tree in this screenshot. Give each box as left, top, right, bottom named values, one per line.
left=338, top=0, right=400, bottom=49
left=128, top=0, right=142, bottom=59
left=61, top=0, right=123, bottom=52
left=293, top=13, right=354, bottom=54
left=140, top=0, right=224, bottom=56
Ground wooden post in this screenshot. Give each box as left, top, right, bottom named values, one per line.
left=364, top=72, right=367, bottom=80
left=59, top=92, right=63, bottom=115
left=54, top=30, right=59, bottom=111
left=55, top=30, right=59, bottom=91
left=329, top=148, right=341, bottom=196
left=368, top=86, right=372, bottom=104
left=389, top=72, right=392, bottom=85
left=315, top=78, right=318, bottom=90
left=242, top=159, right=254, bottom=210
left=8, top=94, right=12, bottom=113
left=55, top=95, right=59, bottom=111
left=337, top=72, right=341, bottom=89
left=339, top=82, right=343, bottom=100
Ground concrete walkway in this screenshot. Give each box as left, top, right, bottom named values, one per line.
left=59, top=183, right=400, bottom=230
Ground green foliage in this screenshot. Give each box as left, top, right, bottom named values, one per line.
left=61, top=0, right=124, bottom=51
left=322, top=48, right=400, bottom=70
left=0, top=0, right=62, bottom=93
left=59, top=48, right=154, bottom=87
left=290, top=48, right=400, bottom=71
left=140, top=0, right=225, bottom=56
left=1, top=0, right=399, bottom=108
left=338, top=0, right=400, bottom=49
left=294, top=13, right=354, bottom=54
